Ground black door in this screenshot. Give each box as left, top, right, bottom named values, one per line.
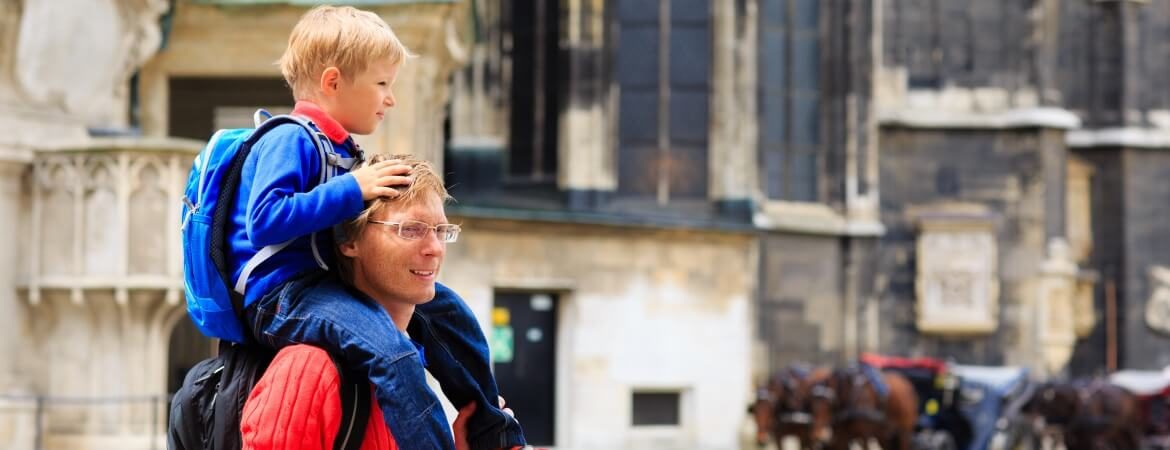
left=491, top=292, right=557, bottom=446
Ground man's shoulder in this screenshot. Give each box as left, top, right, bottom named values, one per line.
left=268, top=345, right=340, bottom=385
left=274, top=344, right=335, bottom=366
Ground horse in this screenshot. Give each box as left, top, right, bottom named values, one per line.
left=1022, top=380, right=1081, bottom=449
left=1065, top=379, right=1142, bottom=450
left=808, top=365, right=918, bottom=450
left=1024, top=379, right=1142, bottom=450
left=748, top=364, right=829, bottom=449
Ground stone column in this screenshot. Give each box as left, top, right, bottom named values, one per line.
left=559, top=0, right=614, bottom=209
left=708, top=0, right=754, bottom=218
left=0, top=155, right=31, bottom=389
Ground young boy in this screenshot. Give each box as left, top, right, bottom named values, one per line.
left=228, top=6, right=525, bottom=450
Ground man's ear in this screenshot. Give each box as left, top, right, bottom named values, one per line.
left=339, top=239, right=360, bottom=258
left=320, top=67, right=342, bottom=97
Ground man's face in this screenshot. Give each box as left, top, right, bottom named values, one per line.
left=344, top=192, right=447, bottom=305
left=334, top=56, right=399, bottom=135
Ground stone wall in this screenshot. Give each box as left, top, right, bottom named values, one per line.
left=1115, top=149, right=1170, bottom=369
left=441, top=215, right=756, bottom=450
left=877, top=127, right=1066, bottom=368
left=757, top=234, right=844, bottom=368
left=1069, top=147, right=1170, bottom=371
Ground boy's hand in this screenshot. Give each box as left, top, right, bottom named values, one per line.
left=351, top=159, right=412, bottom=200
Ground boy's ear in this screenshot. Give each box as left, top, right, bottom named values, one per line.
left=320, top=67, right=342, bottom=96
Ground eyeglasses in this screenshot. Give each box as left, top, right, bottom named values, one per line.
left=369, top=219, right=461, bottom=243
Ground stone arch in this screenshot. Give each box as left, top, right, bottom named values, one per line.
left=162, top=306, right=212, bottom=395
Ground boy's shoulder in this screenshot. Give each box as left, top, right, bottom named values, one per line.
left=253, top=121, right=319, bottom=148
left=249, top=121, right=331, bottom=165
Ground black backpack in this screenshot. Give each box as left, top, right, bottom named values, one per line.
left=167, top=339, right=371, bottom=450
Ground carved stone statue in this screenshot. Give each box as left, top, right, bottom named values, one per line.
left=1037, top=238, right=1080, bottom=375
left=13, top=0, right=168, bottom=125
left=1145, top=265, right=1170, bottom=336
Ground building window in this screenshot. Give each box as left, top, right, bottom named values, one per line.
left=759, top=0, right=819, bottom=202
left=506, top=0, right=560, bottom=184
left=631, top=391, right=681, bottom=426
left=615, top=0, right=711, bottom=201
left=168, top=77, right=291, bottom=140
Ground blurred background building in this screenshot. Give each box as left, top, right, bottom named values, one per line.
left=1, top=0, right=1170, bottom=449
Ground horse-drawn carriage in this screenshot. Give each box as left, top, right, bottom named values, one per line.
left=860, top=354, right=965, bottom=450
left=859, top=354, right=1034, bottom=450
left=750, top=356, right=1035, bottom=450
left=950, top=365, right=1035, bottom=450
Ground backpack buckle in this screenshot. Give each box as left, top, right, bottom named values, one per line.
left=326, top=153, right=358, bottom=170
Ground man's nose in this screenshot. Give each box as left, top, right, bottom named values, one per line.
left=420, top=228, right=445, bottom=256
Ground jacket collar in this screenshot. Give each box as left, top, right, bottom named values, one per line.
left=292, top=101, right=350, bottom=145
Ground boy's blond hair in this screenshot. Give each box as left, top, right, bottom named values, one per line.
left=279, top=5, right=413, bottom=99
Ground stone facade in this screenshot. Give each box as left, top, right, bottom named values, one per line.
left=11, top=0, right=1170, bottom=449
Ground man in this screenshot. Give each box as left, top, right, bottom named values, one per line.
left=240, top=155, right=525, bottom=450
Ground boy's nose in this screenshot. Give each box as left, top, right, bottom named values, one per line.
left=384, top=94, right=395, bottom=108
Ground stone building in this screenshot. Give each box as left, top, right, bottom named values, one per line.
left=5, top=0, right=1170, bottom=449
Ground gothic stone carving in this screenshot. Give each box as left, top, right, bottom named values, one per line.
left=915, top=217, right=999, bottom=335
left=1037, top=238, right=1080, bottom=375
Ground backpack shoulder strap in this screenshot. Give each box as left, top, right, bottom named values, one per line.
left=232, top=114, right=337, bottom=297
left=330, top=352, right=371, bottom=450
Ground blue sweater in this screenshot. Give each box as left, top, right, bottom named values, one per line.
left=228, top=123, right=365, bottom=306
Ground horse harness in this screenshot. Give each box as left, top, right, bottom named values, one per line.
left=813, top=366, right=890, bottom=425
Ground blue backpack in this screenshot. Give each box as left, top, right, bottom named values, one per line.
left=181, top=110, right=359, bottom=343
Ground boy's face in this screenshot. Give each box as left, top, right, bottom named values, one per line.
left=334, top=56, right=399, bottom=135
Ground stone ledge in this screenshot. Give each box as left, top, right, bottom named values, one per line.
left=35, top=136, right=205, bottom=153
left=754, top=201, right=885, bottom=237
left=879, top=107, right=1081, bottom=130
left=0, top=148, right=34, bottom=165
left=19, top=275, right=183, bottom=306
left=1067, top=127, right=1170, bottom=149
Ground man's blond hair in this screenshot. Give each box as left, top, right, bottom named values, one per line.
left=335, top=154, right=451, bottom=280
left=279, top=5, right=413, bottom=99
